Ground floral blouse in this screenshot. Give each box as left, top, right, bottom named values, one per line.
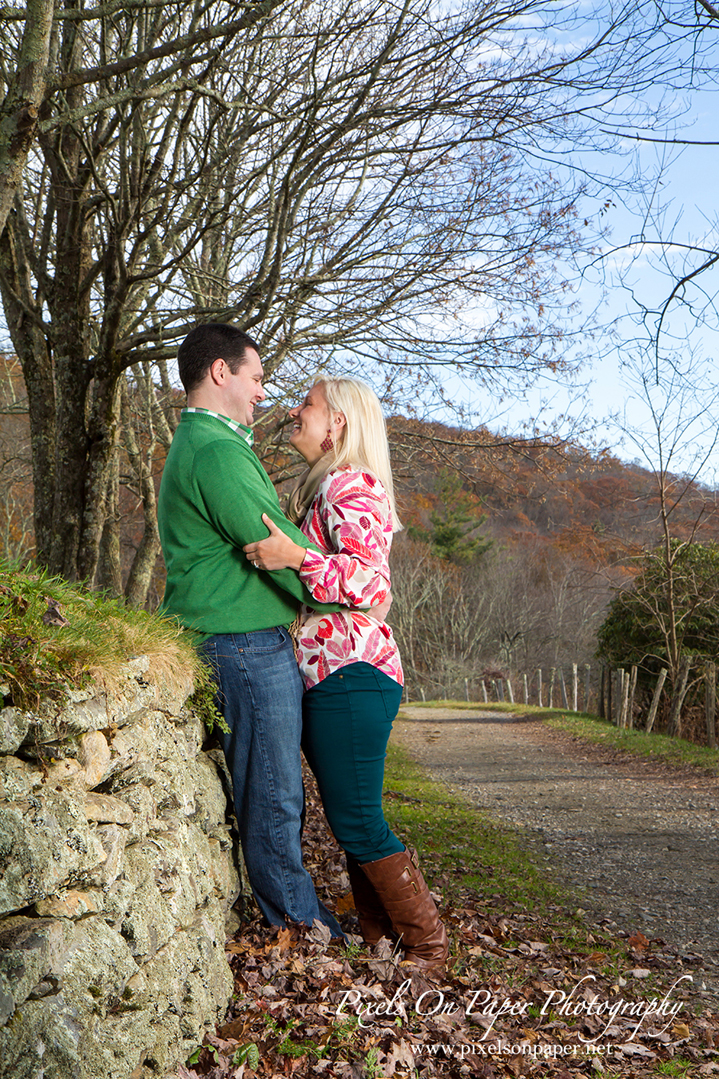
left=295, top=467, right=404, bottom=690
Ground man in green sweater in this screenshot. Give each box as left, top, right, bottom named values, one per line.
left=158, top=323, right=343, bottom=935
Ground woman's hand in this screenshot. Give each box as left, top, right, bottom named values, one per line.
left=371, top=592, right=392, bottom=621
left=243, top=513, right=307, bottom=572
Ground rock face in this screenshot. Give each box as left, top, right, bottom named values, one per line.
left=0, top=659, right=240, bottom=1079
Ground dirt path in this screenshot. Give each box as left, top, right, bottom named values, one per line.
left=392, top=706, right=719, bottom=971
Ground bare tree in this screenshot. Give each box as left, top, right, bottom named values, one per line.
left=598, top=351, right=719, bottom=733
left=390, top=536, right=497, bottom=697
left=614, top=353, right=719, bottom=676
left=390, top=532, right=613, bottom=699
left=0, top=0, right=284, bottom=234
left=0, top=0, right=708, bottom=597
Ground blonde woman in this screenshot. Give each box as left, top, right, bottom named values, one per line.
left=243, top=377, right=448, bottom=969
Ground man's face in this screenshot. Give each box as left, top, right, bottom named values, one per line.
left=223, top=348, right=266, bottom=426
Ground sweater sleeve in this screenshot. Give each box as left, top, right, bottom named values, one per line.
left=193, top=438, right=337, bottom=610
left=298, top=471, right=391, bottom=608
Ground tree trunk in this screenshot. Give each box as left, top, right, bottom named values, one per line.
left=645, top=668, right=667, bottom=733
left=0, top=0, right=55, bottom=235
left=96, top=449, right=123, bottom=597
left=667, top=657, right=691, bottom=738
left=0, top=218, right=56, bottom=562
left=47, top=356, right=92, bottom=578
left=122, top=373, right=163, bottom=607
left=77, top=375, right=123, bottom=585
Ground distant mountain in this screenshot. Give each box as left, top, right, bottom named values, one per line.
left=388, top=416, right=719, bottom=573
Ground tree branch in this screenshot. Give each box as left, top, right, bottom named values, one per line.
left=50, top=1, right=282, bottom=91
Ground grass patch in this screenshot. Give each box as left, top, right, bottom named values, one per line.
left=653, top=1059, right=695, bottom=1077
left=546, top=711, right=719, bottom=776
left=0, top=561, right=200, bottom=708
left=382, top=739, right=571, bottom=914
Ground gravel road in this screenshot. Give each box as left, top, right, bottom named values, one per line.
left=392, top=706, right=719, bottom=970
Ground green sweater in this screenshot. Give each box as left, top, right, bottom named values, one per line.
left=158, top=411, right=335, bottom=635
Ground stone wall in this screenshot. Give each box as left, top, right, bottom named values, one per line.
left=0, top=657, right=240, bottom=1079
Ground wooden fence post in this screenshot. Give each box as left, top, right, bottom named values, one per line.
left=607, top=667, right=613, bottom=725
left=627, top=665, right=638, bottom=730
left=584, top=664, right=591, bottom=713
left=496, top=679, right=504, bottom=702
left=619, top=669, right=630, bottom=729
left=507, top=679, right=514, bottom=704
left=481, top=681, right=488, bottom=703
left=523, top=673, right=529, bottom=705
left=572, top=663, right=578, bottom=711
left=645, top=668, right=667, bottom=733
left=549, top=667, right=556, bottom=708
left=464, top=677, right=469, bottom=702
left=706, top=662, right=716, bottom=748
left=537, top=668, right=542, bottom=707
left=598, top=666, right=605, bottom=719
left=559, top=669, right=569, bottom=709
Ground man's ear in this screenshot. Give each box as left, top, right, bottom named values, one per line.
left=208, top=357, right=226, bottom=385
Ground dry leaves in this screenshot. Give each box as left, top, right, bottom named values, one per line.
left=181, top=770, right=718, bottom=1079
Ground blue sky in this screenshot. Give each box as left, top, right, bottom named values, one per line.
left=486, top=65, right=719, bottom=479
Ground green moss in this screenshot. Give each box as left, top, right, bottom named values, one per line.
left=0, top=561, right=200, bottom=710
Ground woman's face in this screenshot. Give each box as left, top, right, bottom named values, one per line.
left=289, top=384, right=336, bottom=465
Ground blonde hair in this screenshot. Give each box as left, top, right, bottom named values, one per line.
left=315, top=377, right=402, bottom=532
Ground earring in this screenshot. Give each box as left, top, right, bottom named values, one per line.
left=320, top=432, right=334, bottom=453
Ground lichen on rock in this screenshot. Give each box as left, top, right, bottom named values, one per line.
left=0, top=658, right=240, bottom=1079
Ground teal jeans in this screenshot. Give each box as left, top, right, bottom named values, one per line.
left=302, top=661, right=405, bottom=864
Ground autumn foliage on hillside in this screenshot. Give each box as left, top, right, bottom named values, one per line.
left=388, top=416, right=719, bottom=565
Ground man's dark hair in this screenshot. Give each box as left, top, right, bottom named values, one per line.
left=177, top=323, right=260, bottom=393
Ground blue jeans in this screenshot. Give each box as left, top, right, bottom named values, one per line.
left=200, top=628, right=343, bottom=934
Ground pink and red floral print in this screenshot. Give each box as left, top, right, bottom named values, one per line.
left=296, top=467, right=403, bottom=689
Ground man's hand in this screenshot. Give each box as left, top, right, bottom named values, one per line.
left=243, top=513, right=307, bottom=572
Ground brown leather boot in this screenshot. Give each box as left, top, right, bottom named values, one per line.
left=360, top=847, right=448, bottom=969
left=346, top=855, right=396, bottom=945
